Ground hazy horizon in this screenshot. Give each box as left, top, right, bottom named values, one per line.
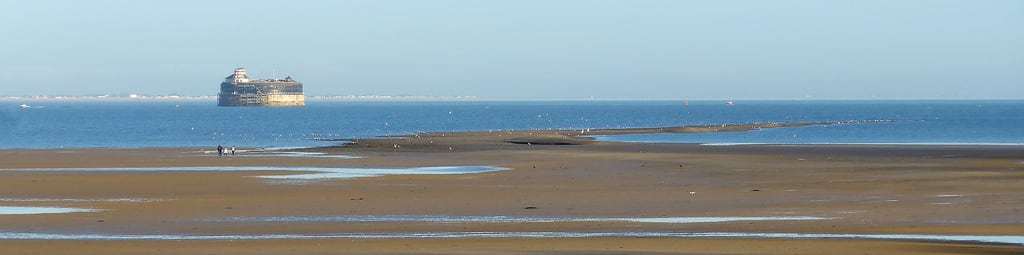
left=2, top=0, right=1021, bottom=100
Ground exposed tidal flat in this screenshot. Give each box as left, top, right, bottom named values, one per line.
left=2, top=100, right=1023, bottom=254
left=1, top=121, right=1024, bottom=254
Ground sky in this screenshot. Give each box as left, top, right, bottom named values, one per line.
left=1, top=0, right=1021, bottom=100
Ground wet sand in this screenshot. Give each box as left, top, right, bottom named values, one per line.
left=1, top=126, right=1023, bottom=254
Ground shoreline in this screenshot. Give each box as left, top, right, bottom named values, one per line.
left=1, top=124, right=1022, bottom=254
left=3, top=117, right=1020, bottom=150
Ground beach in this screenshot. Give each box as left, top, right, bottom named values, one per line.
left=1, top=128, right=1023, bottom=254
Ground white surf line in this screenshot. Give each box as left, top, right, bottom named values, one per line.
left=0, top=232, right=1021, bottom=245
left=0, top=206, right=102, bottom=215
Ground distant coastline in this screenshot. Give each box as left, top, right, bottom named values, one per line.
left=1, top=95, right=480, bottom=102
left=5, top=95, right=1022, bottom=102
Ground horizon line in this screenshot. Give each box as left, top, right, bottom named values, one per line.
left=2, top=95, right=1022, bottom=102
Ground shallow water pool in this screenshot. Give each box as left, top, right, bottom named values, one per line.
left=0, top=206, right=101, bottom=215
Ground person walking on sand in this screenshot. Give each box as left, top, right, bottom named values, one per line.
left=217, top=145, right=224, bottom=156
left=231, top=146, right=236, bottom=156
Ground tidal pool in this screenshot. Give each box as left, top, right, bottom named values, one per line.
left=208, top=215, right=827, bottom=224
left=1, top=166, right=508, bottom=180
left=0, top=231, right=1020, bottom=245
left=253, top=166, right=508, bottom=180
left=0, top=206, right=101, bottom=215
left=240, top=151, right=362, bottom=159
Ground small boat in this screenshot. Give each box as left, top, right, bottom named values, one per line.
left=19, top=104, right=30, bottom=109
left=724, top=101, right=735, bottom=106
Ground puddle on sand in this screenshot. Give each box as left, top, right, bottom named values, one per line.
left=0, top=231, right=1021, bottom=245
left=1, top=166, right=508, bottom=180
left=194, top=147, right=359, bottom=159
left=613, top=216, right=825, bottom=223
left=206, top=215, right=827, bottom=224
left=253, top=166, right=508, bottom=180
left=0, top=206, right=101, bottom=215
left=240, top=152, right=362, bottom=159
left=2, top=166, right=368, bottom=172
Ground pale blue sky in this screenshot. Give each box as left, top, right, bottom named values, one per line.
left=1, top=0, right=1021, bottom=99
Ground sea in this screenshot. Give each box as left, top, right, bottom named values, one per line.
left=1, top=100, right=1022, bottom=149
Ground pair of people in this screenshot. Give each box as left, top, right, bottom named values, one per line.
left=216, top=145, right=235, bottom=156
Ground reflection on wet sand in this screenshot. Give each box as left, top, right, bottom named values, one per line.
left=0, top=206, right=101, bottom=215
left=0, top=231, right=1021, bottom=245
left=207, top=215, right=827, bottom=224
left=1, top=166, right=508, bottom=180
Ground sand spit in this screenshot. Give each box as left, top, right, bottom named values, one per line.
left=336, top=120, right=891, bottom=151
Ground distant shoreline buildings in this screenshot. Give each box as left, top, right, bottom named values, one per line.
left=1, top=95, right=217, bottom=101
left=2, top=95, right=479, bottom=101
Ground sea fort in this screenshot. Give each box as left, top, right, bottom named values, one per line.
left=218, top=68, right=305, bottom=107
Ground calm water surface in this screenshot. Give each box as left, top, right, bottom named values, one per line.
left=2, top=100, right=1022, bottom=149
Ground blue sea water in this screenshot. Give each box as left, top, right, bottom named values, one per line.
left=1, top=100, right=1022, bottom=149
